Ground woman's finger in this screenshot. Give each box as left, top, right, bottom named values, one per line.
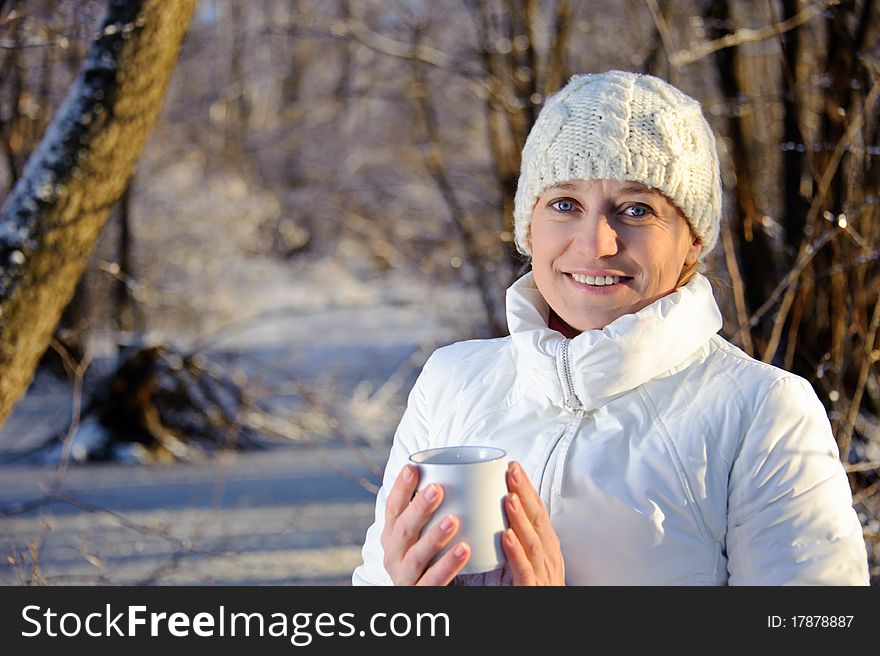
left=506, top=461, right=555, bottom=545
left=501, top=528, right=536, bottom=586
left=383, top=464, right=420, bottom=532
left=417, top=542, right=471, bottom=586
left=506, top=492, right=545, bottom=575
left=383, top=482, right=446, bottom=584
left=398, top=514, right=461, bottom=583
left=393, top=482, right=445, bottom=544
left=382, top=468, right=447, bottom=584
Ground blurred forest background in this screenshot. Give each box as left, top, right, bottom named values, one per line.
left=0, top=0, right=878, bottom=584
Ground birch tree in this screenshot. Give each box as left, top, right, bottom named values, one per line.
left=0, top=0, right=197, bottom=427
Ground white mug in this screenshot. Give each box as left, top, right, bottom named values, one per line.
left=410, top=445, right=509, bottom=575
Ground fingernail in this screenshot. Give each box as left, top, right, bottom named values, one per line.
left=508, top=493, right=519, bottom=510
left=424, top=484, right=438, bottom=502
left=440, top=516, right=454, bottom=532
left=454, top=544, right=467, bottom=559
left=509, top=463, right=521, bottom=485
left=505, top=528, right=516, bottom=544
left=403, top=466, right=413, bottom=481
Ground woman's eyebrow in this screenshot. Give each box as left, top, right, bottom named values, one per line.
left=547, top=182, right=579, bottom=192
left=618, top=183, right=655, bottom=195
left=546, top=182, right=657, bottom=195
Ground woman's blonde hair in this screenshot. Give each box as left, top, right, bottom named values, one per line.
left=676, top=259, right=699, bottom=289
left=675, top=225, right=702, bottom=289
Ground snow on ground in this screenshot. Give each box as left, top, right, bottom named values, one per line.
left=0, top=247, right=487, bottom=585
left=0, top=145, right=491, bottom=585
left=0, top=257, right=481, bottom=584
left=0, top=446, right=385, bottom=585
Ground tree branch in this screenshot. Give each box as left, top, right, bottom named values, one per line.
left=671, top=0, right=839, bottom=67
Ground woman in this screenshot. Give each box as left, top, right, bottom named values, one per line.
left=352, top=70, right=870, bottom=585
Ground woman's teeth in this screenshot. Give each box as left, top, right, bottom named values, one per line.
left=570, top=273, right=621, bottom=286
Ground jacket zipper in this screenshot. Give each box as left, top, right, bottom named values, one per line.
left=537, top=339, right=586, bottom=509
left=559, top=338, right=583, bottom=413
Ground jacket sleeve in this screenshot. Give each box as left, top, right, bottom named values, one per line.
left=351, top=353, right=436, bottom=585
left=726, top=375, right=869, bottom=585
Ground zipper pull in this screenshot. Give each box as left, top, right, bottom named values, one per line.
left=564, top=396, right=583, bottom=413
left=559, top=338, right=584, bottom=412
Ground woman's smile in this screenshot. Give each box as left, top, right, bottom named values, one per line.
left=563, top=271, right=632, bottom=294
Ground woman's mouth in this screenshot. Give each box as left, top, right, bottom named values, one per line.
left=565, top=273, right=632, bottom=289
left=570, top=273, right=620, bottom=286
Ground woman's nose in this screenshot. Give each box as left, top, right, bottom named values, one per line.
left=571, top=213, right=619, bottom=257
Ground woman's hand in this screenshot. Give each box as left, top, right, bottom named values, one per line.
left=380, top=464, right=471, bottom=585
left=502, top=461, right=565, bottom=585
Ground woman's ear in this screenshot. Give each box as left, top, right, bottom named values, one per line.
left=685, top=232, right=702, bottom=266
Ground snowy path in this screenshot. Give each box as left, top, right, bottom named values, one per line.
left=0, top=444, right=387, bottom=585
left=0, top=234, right=485, bottom=586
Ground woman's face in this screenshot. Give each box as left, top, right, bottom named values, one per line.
left=529, top=179, right=702, bottom=331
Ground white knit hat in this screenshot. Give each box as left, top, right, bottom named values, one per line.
left=514, top=70, right=722, bottom=260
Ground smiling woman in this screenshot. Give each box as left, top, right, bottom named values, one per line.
left=352, top=70, right=870, bottom=586
left=530, top=179, right=701, bottom=331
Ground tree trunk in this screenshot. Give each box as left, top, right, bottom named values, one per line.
left=779, top=0, right=810, bottom=252
left=116, top=180, right=135, bottom=341
left=704, top=0, right=779, bottom=355
left=0, top=0, right=197, bottom=428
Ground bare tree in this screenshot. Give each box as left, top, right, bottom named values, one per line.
left=469, top=0, right=573, bottom=279
left=0, top=0, right=197, bottom=428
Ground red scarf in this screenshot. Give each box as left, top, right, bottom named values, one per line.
left=548, top=308, right=581, bottom=338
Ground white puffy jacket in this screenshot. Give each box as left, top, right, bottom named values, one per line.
left=353, top=272, right=869, bottom=585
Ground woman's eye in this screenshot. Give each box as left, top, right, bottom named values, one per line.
left=551, top=199, right=577, bottom=212
left=622, top=204, right=652, bottom=219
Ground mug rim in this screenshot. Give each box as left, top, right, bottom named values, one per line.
left=409, top=445, right=507, bottom=465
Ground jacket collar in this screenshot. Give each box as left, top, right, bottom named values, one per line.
left=506, top=271, right=723, bottom=410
